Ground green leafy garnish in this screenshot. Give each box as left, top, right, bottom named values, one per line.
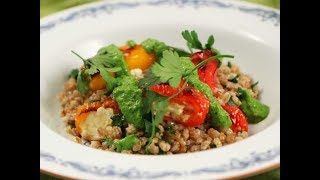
left=71, top=50, right=119, bottom=95
left=168, top=46, right=191, bottom=57
left=212, top=48, right=221, bottom=56
left=95, top=65, right=117, bottom=93
left=251, top=81, right=259, bottom=88
left=148, top=50, right=233, bottom=88
left=101, top=137, right=114, bottom=147
left=181, top=30, right=216, bottom=53
left=127, top=40, right=136, bottom=48
left=111, top=113, right=125, bottom=127
left=141, top=38, right=169, bottom=58
left=116, top=135, right=139, bottom=152
left=69, top=69, right=79, bottom=79
left=181, top=30, right=234, bottom=66
left=76, top=70, right=90, bottom=95
left=138, top=70, right=162, bottom=89
left=94, top=45, right=130, bottom=77
left=71, top=44, right=131, bottom=95
left=181, top=30, right=204, bottom=52
left=151, top=51, right=189, bottom=87
left=229, top=74, right=240, bottom=83
left=151, top=96, right=172, bottom=128
left=205, top=35, right=215, bottom=50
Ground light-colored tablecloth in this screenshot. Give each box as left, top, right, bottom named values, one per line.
left=40, top=0, right=280, bottom=179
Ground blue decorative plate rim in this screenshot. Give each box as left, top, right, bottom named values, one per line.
left=40, top=0, right=280, bottom=178
left=40, top=145, right=279, bottom=179
left=40, top=0, right=280, bottom=34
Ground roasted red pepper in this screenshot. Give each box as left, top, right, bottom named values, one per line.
left=191, top=49, right=219, bottom=92
left=150, top=80, right=185, bottom=96
left=191, top=49, right=249, bottom=132
left=222, top=104, right=248, bottom=133
left=150, top=82, right=210, bottom=127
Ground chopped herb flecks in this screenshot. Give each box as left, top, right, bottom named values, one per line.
left=111, top=113, right=125, bottom=127
left=227, top=61, right=232, bottom=68
left=127, top=40, right=136, bottom=48
left=101, top=137, right=114, bottom=147
left=164, top=125, right=176, bottom=135
left=251, top=81, right=259, bottom=88
left=229, top=74, right=240, bottom=83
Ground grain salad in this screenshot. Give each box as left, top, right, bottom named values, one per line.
left=58, top=30, right=269, bottom=154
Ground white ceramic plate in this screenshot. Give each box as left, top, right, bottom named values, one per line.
left=40, top=0, right=280, bottom=179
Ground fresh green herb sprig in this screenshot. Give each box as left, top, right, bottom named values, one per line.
left=71, top=44, right=130, bottom=96
left=76, top=69, right=90, bottom=95
left=141, top=38, right=169, bottom=58
left=139, top=70, right=163, bottom=89
left=71, top=50, right=119, bottom=95
left=181, top=30, right=232, bottom=66
left=229, top=74, right=240, bottom=83
left=150, top=51, right=189, bottom=87
left=181, top=30, right=214, bottom=53
left=141, top=50, right=234, bottom=89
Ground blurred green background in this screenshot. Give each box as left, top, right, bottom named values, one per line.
left=40, top=0, right=280, bottom=179
left=40, top=0, right=279, bottom=17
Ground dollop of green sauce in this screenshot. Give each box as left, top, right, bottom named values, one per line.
left=181, top=59, right=232, bottom=129
left=116, top=135, right=139, bottom=152
left=238, top=88, right=270, bottom=124
left=113, top=76, right=144, bottom=129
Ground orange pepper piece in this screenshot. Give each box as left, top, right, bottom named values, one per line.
left=122, top=45, right=156, bottom=71
left=89, top=72, right=115, bottom=91
left=75, top=98, right=120, bottom=134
